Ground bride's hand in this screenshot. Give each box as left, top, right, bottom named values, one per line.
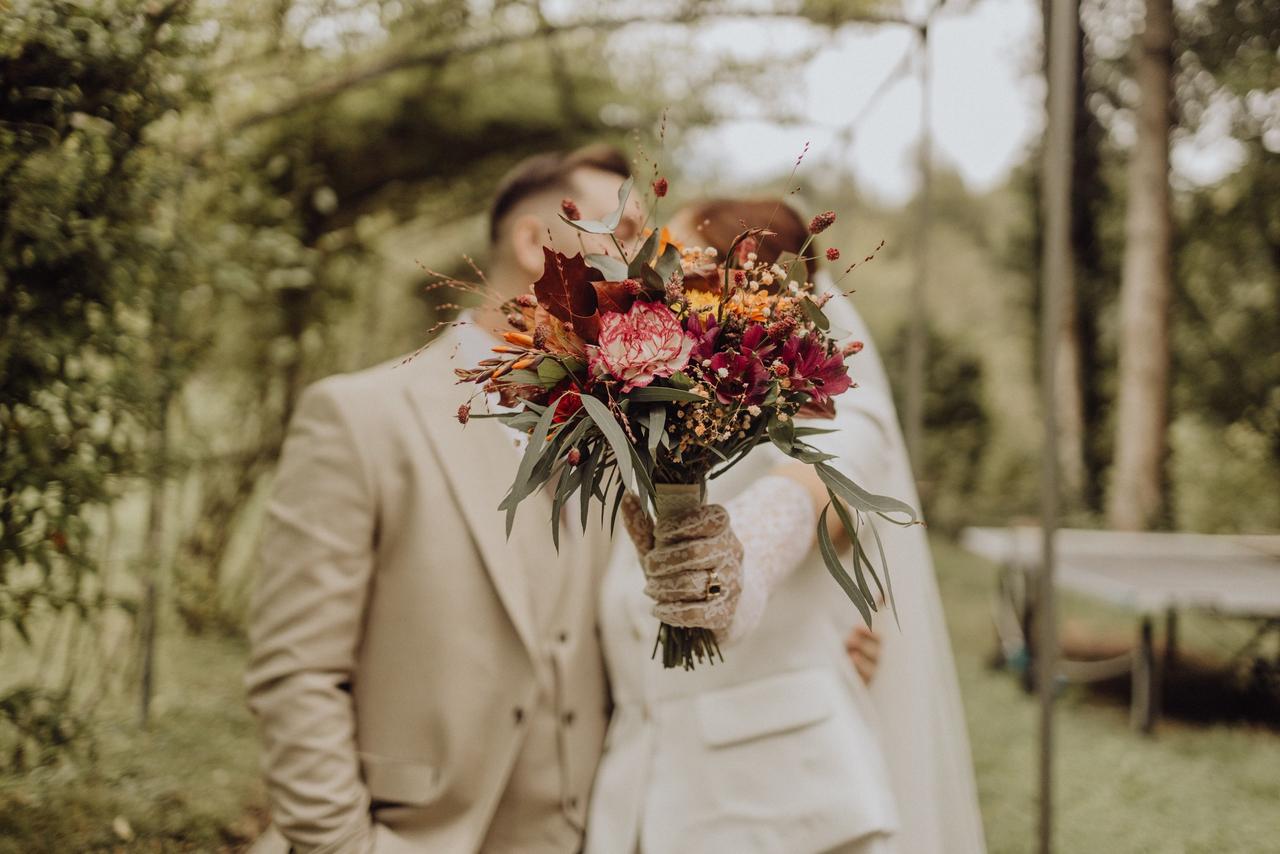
left=620, top=495, right=744, bottom=631
left=846, top=624, right=882, bottom=684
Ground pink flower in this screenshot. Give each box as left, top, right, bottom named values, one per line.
left=592, top=301, right=694, bottom=392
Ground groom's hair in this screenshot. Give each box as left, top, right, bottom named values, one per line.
left=488, top=143, right=631, bottom=243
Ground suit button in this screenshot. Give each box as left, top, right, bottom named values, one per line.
left=566, top=796, right=580, bottom=810
left=513, top=707, right=525, bottom=725
left=561, top=710, right=575, bottom=726
left=558, top=630, right=569, bottom=643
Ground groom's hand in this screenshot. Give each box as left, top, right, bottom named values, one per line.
left=621, top=495, right=744, bottom=631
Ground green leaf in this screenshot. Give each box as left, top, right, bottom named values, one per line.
left=558, top=176, right=634, bottom=234
left=800, top=296, right=831, bottom=332
left=586, top=253, right=628, bottom=280
left=767, top=415, right=796, bottom=453
left=654, top=243, right=682, bottom=283
left=580, top=394, right=638, bottom=494
left=579, top=440, right=603, bottom=532
left=499, top=400, right=559, bottom=533
left=628, top=228, right=660, bottom=276
left=628, top=385, right=706, bottom=403
left=609, top=480, right=626, bottom=536
left=668, top=371, right=695, bottom=390
left=640, top=264, right=664, bottom=292
left=868, top=520, right=899, bottom=625
left=537, top=358, right=569, bottom=385
left=814, top=462, right=919, bottom=522
left=504, top=368, right=552, bottom=387
left=646, top=406, right=666, bottom=459
left=817, top=505, right=873, bottom=626
left=831, top=493, right=880, bottom=611
left=794, top=426, right=838, bottom=437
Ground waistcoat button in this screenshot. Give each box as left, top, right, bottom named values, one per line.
left=512, top=706, right=525, bottom=725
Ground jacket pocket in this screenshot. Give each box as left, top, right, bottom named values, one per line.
left=694, top=669, right=834, bottom=748
left=359, top=752, right=443, bottom=806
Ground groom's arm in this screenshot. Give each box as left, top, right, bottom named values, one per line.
left=246, top=379, right=378, bottom=854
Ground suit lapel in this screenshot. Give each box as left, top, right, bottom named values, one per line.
left=405, top=332, right=544, bottom=659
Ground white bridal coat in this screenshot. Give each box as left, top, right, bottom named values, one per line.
left=585, top=280, right=988, bottom=854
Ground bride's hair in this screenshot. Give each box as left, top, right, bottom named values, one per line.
left=488, top=143, right=630, bottom=243
left=679, top=198, right=819, bottom=281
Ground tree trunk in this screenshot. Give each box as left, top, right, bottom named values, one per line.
left=1040, top=0, right=1089, bottom=511
left=1108, top=0, right=1174, bottom=531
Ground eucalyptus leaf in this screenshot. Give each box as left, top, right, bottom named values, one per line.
left=586, top=253, right=629, bottom=280
left=501, top=401, right=559, bottom=534
left=647, top=406, right=666, bottom=459
left=505, top=368, right=551, bottom=387
left=668, top=371, right=695, bottom=390
left=537, top=359, right=569, bottom=384
left=818, top=505, right=873, bottom=626
left=767, top=415, right=796, bottom=453
left=558, top=176, right=634, bottom=235
left=800, top=296, right=831, bottom=332
left=580, top=394, right=638, bottom=494
left=815, top=462, right=919, bottom=522
left=628, top=228, right=660, bottom=276
left=869, top=519, right=900, bottom=625
left=654, top=244, right=682, bottom=283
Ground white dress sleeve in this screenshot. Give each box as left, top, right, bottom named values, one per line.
left=721, top=474, right=817, bottom=644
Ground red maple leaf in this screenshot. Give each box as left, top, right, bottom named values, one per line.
left=532, top=250, right=639, bottom=342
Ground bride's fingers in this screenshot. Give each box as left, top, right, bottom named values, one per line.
left=852, top=651, right=877, bottom=684
left=644, top=569, right=715, bottom=602
left=642, top=531, right=740, bottom=577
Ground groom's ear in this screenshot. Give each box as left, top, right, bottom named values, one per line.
left=507, top=212, right=551, bottom=279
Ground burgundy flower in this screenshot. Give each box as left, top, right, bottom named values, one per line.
left=566, top=447, right=582, bottom=466
left=456, top=403, right=471, bottom=424
left=707, top=350, right=771, bottom=405
left=779, top=334, right=853, bottom=404
left=685, top=311, right=722, bottom=363
left=652, top=177, right=669, bottom=198
left=826, top=247, right=840, bottom=261
left=551, top=382, right=583, bottom=423
left=561, top=198, right=581, bottom=220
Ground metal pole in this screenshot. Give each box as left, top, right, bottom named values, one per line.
left=1039, top=0, right=1079, bottom=851
left=904, top=22, right=931, bottom=476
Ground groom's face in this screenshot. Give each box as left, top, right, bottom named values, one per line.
left=502, top=166, right=643, bottom=281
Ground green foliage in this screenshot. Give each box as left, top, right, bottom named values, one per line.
left=885, top=325, right=993, bottom=534
left=0, top=0, right=198, bottom=640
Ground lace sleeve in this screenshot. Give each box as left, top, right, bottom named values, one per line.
left=721, top=474, right=817, bottom=645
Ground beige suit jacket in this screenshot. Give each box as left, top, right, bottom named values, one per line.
left=246, top=329, right=611, bottom=854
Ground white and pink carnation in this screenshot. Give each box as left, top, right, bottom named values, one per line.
left=590, top=301, right=694, bottom=392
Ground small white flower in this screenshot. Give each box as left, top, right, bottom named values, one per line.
left=716, top=367, right=729, bottom=378
left=772, top=264, right=786, bottom=277
left=747, top=404, right=762, bottom=417
left=746, top=251, right=758, bottom=261
left=703, top=247, right=717, bottom=258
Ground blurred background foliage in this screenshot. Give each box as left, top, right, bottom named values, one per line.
left=0, top=0, right=1276, bottom=850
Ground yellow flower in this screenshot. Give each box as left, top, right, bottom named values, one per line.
left=684, top=289, right=720, bottom=314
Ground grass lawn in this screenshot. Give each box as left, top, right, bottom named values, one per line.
left=1, top=536, right=1277, bottom=852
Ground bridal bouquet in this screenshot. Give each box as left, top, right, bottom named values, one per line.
left=455, top=176, right=918, bottom=669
